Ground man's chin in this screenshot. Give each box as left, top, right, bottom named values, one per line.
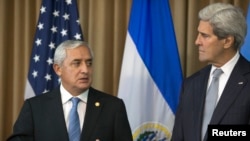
left=199, top=58, right=206, bottom=62
left=198, top=56, right=209, bottom=62
left=78, top=84, right=91, bottom=90
left=74, top=87, right=89, bottom=94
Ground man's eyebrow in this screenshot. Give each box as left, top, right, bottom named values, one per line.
left=72, top=59, right=82, bottom=62
left=71, top=58, right=93, bottom=62
left=85, top=58, right=93, bottom=61
left=199, top=31, right=210, bottom=36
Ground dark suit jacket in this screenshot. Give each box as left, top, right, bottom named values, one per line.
left=7, top=87, right=133, bottom=141
left=171, top=55, right=250, bottom=141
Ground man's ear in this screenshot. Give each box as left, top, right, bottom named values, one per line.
left=53, top=64, right=62, bottom=76
left=224, top=35, right=234, bottom=49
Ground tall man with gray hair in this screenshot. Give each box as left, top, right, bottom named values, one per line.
left=171, top=3, right=250, bottom=141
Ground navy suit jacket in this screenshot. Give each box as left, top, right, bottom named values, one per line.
left=7, top=87, right=133, bottom=141
left=171, top=55, right=250, bottom=141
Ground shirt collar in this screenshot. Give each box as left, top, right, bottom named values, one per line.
left=210, top=51, right=239, bottom=76
left=60, top=84, right=89, bottom=104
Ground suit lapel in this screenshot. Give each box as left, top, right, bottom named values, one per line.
left=43, top=88, right=69, bottom=140
left=193, top=66, right=211, bottom=140
left=81, top=88, right=103, bottom=140
left=211, top=56, right=249, bottom=124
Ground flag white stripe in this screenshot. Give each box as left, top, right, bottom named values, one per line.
left=118, top=32, right=174, bottom=133
left=24, top=80, right=35, bottom=99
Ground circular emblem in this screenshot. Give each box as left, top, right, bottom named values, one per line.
left=133, top=122, right=171, bottom=141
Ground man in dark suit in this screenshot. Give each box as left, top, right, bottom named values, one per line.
left=171, top=3, right=250, bottom=141
left=7, top=40, right=133, bottom=141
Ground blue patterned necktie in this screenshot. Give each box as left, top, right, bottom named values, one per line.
left=202, top=68, right=223, bottom=140
left=68, top=97, right=81, bottom=141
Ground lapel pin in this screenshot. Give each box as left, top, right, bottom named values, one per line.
left=238, top=82, right=244, bottom=85
left=95, top=102, right=100, bottom=107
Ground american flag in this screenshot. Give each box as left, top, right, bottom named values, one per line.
left=25, top=0, right=83, bottom=99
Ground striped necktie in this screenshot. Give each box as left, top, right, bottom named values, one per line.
left=202, top=68, right=223, bottom=140
left=68, top=97, right=81, bottom=141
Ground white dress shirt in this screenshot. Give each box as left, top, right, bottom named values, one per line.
left=60, top=84, right=88, bottom=131
left=208, top=52, right=239, bottom=104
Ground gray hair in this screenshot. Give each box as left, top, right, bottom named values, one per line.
left=53, top=40, right=94, bottom=66
left=198, top=3, right=247, bottom=50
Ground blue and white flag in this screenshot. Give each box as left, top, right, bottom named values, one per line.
left=25, top=0, right=83, bottom=99
left=118, top=0, right=183, bottom=140
left=241, top=4, right=250, bottom=61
